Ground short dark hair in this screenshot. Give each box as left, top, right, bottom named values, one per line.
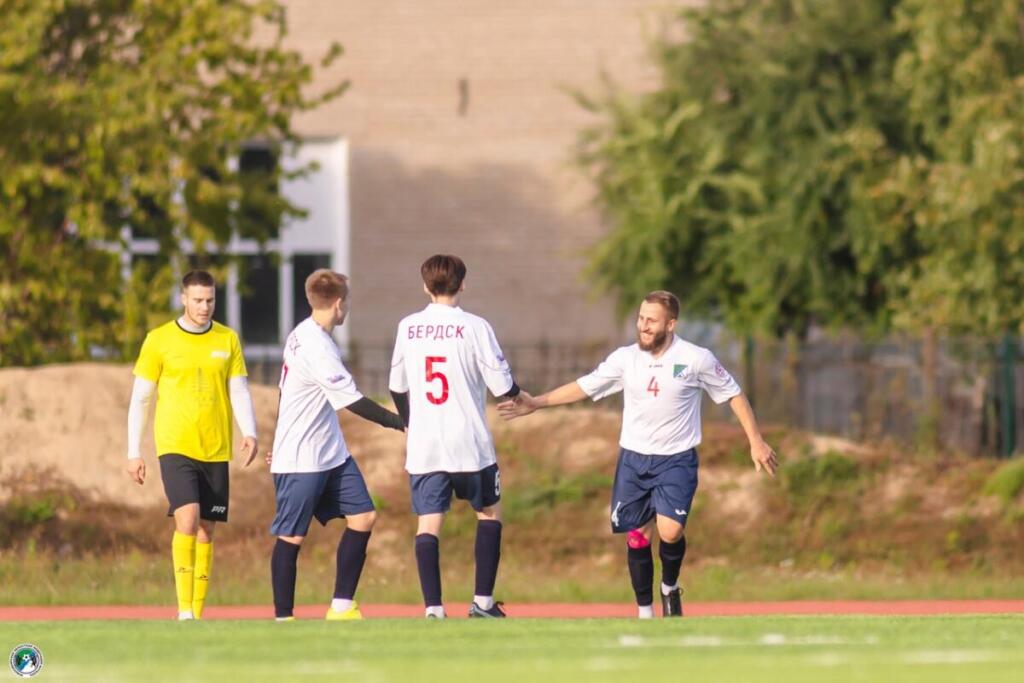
left=643, top=290, right=680, bottom=320
left=182, top=270, right=216, bottom=289
left=305, top=269, right=349, bottom=310
left=421, top=254, right=467, bottom=296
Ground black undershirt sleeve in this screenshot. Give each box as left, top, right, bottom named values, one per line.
left=390, top=391, right=410, bottom=428
left=345, top=397, right=405, bottom=431
left=501, top=382, right=521, bottom=400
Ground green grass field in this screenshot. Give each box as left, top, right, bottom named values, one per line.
left=2, top=616, right=1022, bottom=682
left=6, top=551, right=1024, bottom=606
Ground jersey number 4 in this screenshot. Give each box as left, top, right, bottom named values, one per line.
left=425, top=356, right=450, bottom=405
left=647, top=376, right=660, bottom=397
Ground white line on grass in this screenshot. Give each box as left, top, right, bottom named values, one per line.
left=759, top=634, right=877, bottom=646
left=902, top=650, right=1006, bottom=664
left=679, top=636, right=725, bottom=647
left=616, top=633, right=879, bottom=650
left=803, top=652, right=851, bottom=667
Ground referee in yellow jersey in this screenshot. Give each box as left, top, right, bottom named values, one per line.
left=125, top=270, right=259, bottom=620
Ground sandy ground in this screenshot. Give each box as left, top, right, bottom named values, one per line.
left=0, top=363, right=868, bottom=530
left=0, top=364, right=626, bottom=510
left=0, top=363, right=406, bottom=508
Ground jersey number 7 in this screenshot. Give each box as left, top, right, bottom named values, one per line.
left=425, top=356, right=449, bottom=405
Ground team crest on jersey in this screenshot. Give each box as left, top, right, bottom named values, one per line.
left=673, top=364, right=688, bottom=378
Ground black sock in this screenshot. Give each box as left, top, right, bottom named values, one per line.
left=474, top=520, right=502, bottom=597
left=334, top=528, right=372, bottom=600
left=627, top=545, right=654, bottom=607
left=271, top=539, right=301, bottom=618
left=659, top=536, right=687, bottom=589
left=415, top=533, right=442, bottom=607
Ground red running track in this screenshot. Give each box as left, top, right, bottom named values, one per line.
left=2, top=601, right=1024, bottom=621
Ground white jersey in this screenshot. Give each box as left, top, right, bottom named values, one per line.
left=389, top=304, right=514, bottom=474
left=271, top=317, right=363, bottom=474
left=576, top=335, right=740, bottom=456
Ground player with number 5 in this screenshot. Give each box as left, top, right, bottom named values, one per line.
left=389, top=254, right=522, bottom=619
left=497, top=291, right=778, bottom=618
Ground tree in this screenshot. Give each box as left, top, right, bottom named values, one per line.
left=576, top=0, right=1024, bottom=341
left=880, top=0, right=1024, bottom=338
left=0, top=0, right=345, bottom=366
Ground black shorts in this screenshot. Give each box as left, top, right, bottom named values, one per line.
left=159, top=453, right=230, bottom=522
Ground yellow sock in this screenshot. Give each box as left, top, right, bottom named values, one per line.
left=172, top=532, right=196, bottom=614
left=193, top=541, right=213, bottom=619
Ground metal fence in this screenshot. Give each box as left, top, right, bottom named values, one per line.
left=249, top=333, right=1023, bottom=457
left=733, top=336, right=1019, bottom=456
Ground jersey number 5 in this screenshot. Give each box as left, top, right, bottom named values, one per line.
left=425, top=356, right=450, bottom=405
left=647, top=376, right=660, bottom=397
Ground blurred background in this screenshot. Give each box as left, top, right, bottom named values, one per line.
left=2, top=0, right=1023, bottom=606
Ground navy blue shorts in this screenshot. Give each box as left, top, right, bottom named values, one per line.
left=270, top=457, right=375, bottom=537
left=409, top=463, right=501, bottom=515
left=609, top=448, right=698, bottom=533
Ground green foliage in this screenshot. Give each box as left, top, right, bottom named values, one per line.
left=982, top=456, right=1024, bottom=504
left=2, top=495, right=62, bottom=525
left=503, top=471, right=613, bottom=523
left=782, top=450, right=860, bottom=501
left=0, top=0, right=345, bottom=365
left=577, top=0, right=1024, bottom=339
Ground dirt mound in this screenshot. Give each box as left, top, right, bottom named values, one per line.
left=0, top=365, right=767, bottom=530
left=0, top=364, right=340, bottom=507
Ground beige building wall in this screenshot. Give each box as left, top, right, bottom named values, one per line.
left=280, top=0, right=674, bottom=347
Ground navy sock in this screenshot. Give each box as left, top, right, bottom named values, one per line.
left=334, top=528, right=372, bottom=600
left=659, top=536, right=687, bottom=588
left=415, top=533, right=442, bottom=607
left=271, top=539, right=301, bottom=618
left=474, top=520, right=502, bottom=597
left=627, top=545, right=654, bottom=607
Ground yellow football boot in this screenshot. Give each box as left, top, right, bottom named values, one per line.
left=325, top=602, right=363, bottom=621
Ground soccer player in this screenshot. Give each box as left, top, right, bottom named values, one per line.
left=498, top=290, right=778, bottom=618
left=125, top=270, right=259, bottom=621
left=269, top=269, right=405, bottom=621
left=388, top=254, right=521, bottom=619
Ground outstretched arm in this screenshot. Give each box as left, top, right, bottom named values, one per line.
left=497, top=380, right=588, bottom=420
left=344, top=397, right=405, bottom=431
left=728, top=393, right=778, bottom=476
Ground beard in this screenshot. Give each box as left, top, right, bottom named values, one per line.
left=638, top=328, right=668, bottom=352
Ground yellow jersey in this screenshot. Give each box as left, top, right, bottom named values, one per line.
left=133, top=320, right=248, bottom=462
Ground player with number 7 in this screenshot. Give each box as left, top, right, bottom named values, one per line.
left=388, top=254, right=523, bottom=619
left=497, top=291, right=777, bottom=618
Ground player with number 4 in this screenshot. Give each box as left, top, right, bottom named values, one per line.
left=497, top=291, right=778, bottom=618
left=388, top=254, right=522, bottom=619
